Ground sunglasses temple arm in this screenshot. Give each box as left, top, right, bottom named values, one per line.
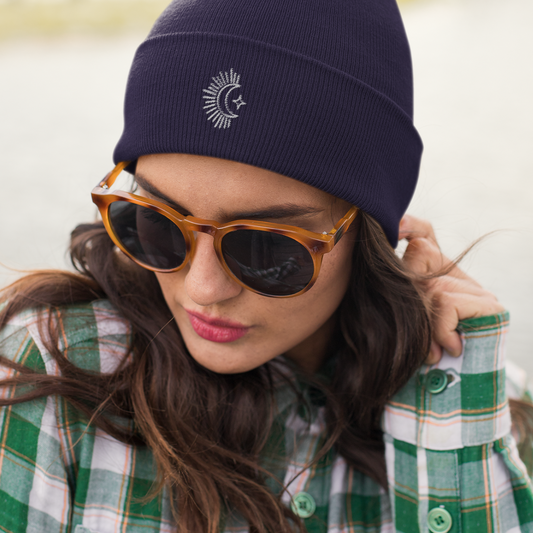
left=97, top=161, right=131, bottom=189
left=328, top=207, right=358, bottom=240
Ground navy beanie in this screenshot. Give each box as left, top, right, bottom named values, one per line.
left=113, top=0, right=423, bottom=247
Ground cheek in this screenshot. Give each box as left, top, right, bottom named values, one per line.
left=311, top=237, right=354, bottom=299
left=155, top=270, right=187, bottom=308
left=268, top=239, right=354, bottom=330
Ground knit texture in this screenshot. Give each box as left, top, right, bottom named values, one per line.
left=113, top=0, right=423, bottom=247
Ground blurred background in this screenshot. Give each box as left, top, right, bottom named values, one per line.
left=1, top=0, right=532, bottom=370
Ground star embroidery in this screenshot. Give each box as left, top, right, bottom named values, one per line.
left=233, top=95, right=247, bottom=110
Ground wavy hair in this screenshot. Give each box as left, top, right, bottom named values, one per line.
left=1, top=212, right=434, bottom=532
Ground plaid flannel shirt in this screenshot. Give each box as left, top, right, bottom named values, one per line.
left=0, top=300, right=532, bottom=533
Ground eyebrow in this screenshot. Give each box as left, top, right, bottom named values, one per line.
left=134, top=173, right=325, bottom=222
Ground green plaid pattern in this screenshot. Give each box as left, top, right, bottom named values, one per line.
left=1, top=302, right=532, bottom=532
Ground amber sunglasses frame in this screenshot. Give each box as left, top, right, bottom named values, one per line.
left=92, top=161, right=359, bottom=298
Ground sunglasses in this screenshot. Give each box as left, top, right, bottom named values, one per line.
left=92, top=161, right=359, bottom=298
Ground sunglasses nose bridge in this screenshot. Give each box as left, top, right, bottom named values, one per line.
left=184, top=222, right=220, bottom=265
left=184, top=219, right=218, bottom=238
left=185, top=223, right=229, bottom=277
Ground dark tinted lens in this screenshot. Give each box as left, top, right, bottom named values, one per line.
left=221, top=230, right=314, bottom=296
left=108, top=201, right=187, bottom=270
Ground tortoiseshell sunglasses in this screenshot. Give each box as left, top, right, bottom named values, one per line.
left=92, top=161, right=359, bottom=298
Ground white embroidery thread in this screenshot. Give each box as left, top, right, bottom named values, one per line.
left=203, top=68, right=246, bottom=129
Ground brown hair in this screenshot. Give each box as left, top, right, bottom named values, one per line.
left=0, top=212, right=440, bottom=532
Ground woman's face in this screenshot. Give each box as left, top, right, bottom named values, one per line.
left=135, top=153, right=355, bottom=374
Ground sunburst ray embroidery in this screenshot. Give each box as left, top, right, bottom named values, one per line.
left=202, top=68, right=246, bottom=129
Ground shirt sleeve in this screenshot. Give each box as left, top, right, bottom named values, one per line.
left=0, top=311, right=73, bottom=533
left=0, top=301, right=132, bottom=533
left=383, top=312, right=533, bottom=533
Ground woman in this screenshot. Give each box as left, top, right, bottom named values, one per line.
left=1, top=0, right=532, bottom=532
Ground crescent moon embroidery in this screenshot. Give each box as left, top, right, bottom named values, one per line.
left=203, top=69, right=247, bottom=129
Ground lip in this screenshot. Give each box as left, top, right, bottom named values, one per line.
left=185, top=310, right=250, bottom=343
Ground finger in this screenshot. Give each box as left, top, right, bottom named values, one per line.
left=403, top=236, right=481, bottom=285
left=443, top=265, right=482, bottom=286
left=425, top=340, right=443, bottom=365
left=430, top=291, right=464, bottom=356
left=427, top=275, right=487, bottom=297
left=399, top=215, right=480, bottom=283
left=431, top=292, right=505, bottom=356
left=402, top=236, right=451, bottom=276
left=399, top=214, right=438, bottom=244
left=434, top=328, right=463, bottom=358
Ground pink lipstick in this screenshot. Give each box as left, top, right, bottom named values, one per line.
left=185, top=310, right=249, bottom=343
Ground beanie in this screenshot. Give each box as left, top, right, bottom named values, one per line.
left=113, top=0, right=423, bottom=248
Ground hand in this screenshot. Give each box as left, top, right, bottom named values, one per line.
left=399, top=215, right=505, bottom=365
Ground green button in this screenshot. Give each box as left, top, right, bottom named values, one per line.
left=291, top=492, right=316, bottom=518
left=427, top=507, right=452, bottom=533
left=426, top=369, right=448, bottom=394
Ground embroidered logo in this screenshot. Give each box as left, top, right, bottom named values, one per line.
left=203, top=69, right=246, bottom=129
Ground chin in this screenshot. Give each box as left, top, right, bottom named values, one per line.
left=187, top=344, right=270, bottom=375
left=195, top=358, right=258, bottom=375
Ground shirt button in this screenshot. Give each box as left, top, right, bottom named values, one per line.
left=291, top=492, right=316, bottom=518
left=427, top=506, right=453, bottom=533
left=425, top=369, right=448, bottom=394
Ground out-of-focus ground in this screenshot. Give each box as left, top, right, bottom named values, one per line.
left=1, top=0, right=532, bottom=370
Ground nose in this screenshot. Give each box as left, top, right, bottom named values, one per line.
left=185, top=232, right=243, bottom=306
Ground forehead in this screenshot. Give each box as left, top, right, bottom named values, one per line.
left=135, top=153, right=336, bottom=210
